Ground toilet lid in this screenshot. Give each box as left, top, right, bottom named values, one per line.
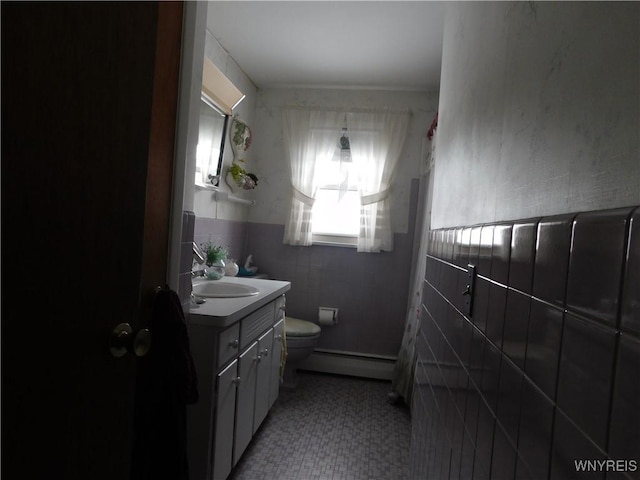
left=285, top=317, right=321, bottom=337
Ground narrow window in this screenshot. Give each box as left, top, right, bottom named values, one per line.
left=311, top=130, right=359, bottom=246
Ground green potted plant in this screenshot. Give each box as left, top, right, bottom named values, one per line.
left=201, top=242, right=228, bottom=280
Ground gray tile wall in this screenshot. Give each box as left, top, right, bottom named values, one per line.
left=187, top=180, right=419, bottom=357
left=181, top=214, right=249, bottom=314
left=187, top=215, right=414, bottom=356
left=244, top=223, right=414, bottom=357
left=243, top=179, right=420, bottom=357
left=194, top=217, right=249, bottom=265
left=410, top=206, right=640, bottom=480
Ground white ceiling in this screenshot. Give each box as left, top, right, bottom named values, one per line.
left=206, top=1, right=445, bottom=92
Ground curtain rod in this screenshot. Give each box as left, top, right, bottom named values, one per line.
left=284, top=105, right=412, bottom=116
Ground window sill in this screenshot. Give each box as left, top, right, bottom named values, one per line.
left=311, top=234, right=357, bottom=248
left=194, top=182, right=220, bottom=191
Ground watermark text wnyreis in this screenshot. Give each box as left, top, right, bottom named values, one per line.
left=574, top=459, right=637, bottom=473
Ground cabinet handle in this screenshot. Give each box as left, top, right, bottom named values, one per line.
left=228, top=339, right=239, bottom=349
left=261, top=348, right=269, bottom=357
left=231, top=377, right=241, bottom=385
left=275, top=335, right=283, bottom=342
left=255, top=355, right=262, bottom=363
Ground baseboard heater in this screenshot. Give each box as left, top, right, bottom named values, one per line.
left=297, top=348, right=397, bottom=381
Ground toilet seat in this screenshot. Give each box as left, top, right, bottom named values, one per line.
left=285, top=316, right=321, bottom=337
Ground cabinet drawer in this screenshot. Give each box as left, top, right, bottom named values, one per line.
left=240, top=302, right=275, bottom=350
left=217, top=322, right=241, bottom=368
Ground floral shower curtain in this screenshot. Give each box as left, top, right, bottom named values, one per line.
left=391, top=130, right=436, bottom=405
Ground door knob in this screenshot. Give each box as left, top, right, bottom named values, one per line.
left=110, top=323, right=133, bottom=358
left=110, top=323, right=151, bottom=358
left=133, top=329, right=151, bottom=357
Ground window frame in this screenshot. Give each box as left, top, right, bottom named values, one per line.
left=310, top=131, right=360, bottom=247
left=311, top=183, right=359, bottom=247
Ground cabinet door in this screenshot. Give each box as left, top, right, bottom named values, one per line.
left=233, top=342, right=258, bottom=466
left=254, top=328, right=274, bottom=433
left=269, top=318, right=285, bottom=409
left=213, top=360, right=238, bottom=480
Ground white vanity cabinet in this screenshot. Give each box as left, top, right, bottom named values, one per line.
left=187, top=282, right=289, bottom=480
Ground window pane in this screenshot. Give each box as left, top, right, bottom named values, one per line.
left=316, top=151, right=358, bottom=189
left=312, top=189, right=360, bottom=236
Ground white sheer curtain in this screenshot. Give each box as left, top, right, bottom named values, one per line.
left=282, top=108, right=343, bottom=245
left=347, top=109, right=410, bottom=252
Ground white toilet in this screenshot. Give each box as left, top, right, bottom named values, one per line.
left=282, top=316, right=321, bottom=389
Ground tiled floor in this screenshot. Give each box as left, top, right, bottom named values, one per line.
left=228, top=371, right=411, bottom=480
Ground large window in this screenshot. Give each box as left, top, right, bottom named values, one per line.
left=282, top=107, right=409, bottom=252
left=311, top=131, right=359, bottom=245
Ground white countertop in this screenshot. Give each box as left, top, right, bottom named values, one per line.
left=189, top=276, right=291, bottom=328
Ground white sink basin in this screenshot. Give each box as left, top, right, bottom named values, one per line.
left=193, top=281, right=260, bottom=298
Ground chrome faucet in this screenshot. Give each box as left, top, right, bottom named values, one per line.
left=192, top=242, right=207, bottom=277
left=193, top=242, right=206, bottom=265
left=191, top=242, right=207, bottom=304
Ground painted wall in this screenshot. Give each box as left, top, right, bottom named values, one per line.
left=241, top=88, right=437, bottom=356
left=431, top=2, right=640, bottom=229
left=192, top=28, right=258, bottom=222
left=188, top=46, right=439, bottom=357
left=409, top=3, right=640, bottom=479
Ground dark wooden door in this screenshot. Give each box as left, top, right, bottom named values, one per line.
left=2, top=2, right=183, bottom=478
